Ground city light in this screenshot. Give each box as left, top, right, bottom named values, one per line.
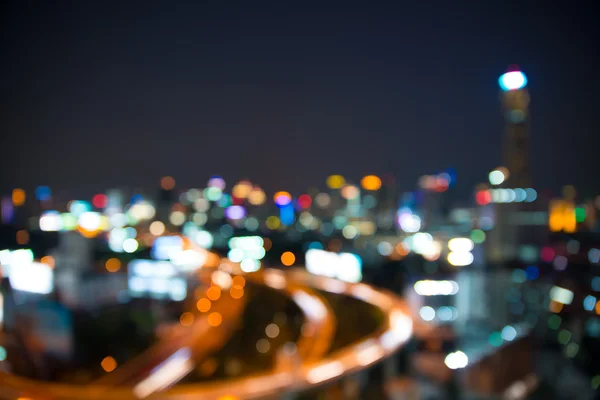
left=499, top=70, right=527, bottom=91
left=444, top=350, right=469, bottom=369
left=413, top=280, right=459, bottom=296
left=305, top=249, right=362, bottom=283
left=489, top=169, right=506, bottom=185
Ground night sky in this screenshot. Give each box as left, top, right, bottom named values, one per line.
left=1, top=1, right=598, bottom=200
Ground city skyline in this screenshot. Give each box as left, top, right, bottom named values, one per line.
left=1, top=2, right=598, bottom=198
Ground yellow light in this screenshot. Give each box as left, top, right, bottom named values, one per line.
left=549, top=300, right=563, bottom=313
left=149, top=221, right=165, bottom=236
left=105, top=258, right=121, bottom=272
left=232, top=181, right=253, bottom=199
left=208, top=312, right=222, bottom=327
left=180, top=312, right=195, bottom=327
left=41, top=255, right=55, bottom=268
left=230, top=286, right=244, bottom=299
left=596, top=300, right=600, bottom=315
left=248, top=188, right=266, bottom=205
left=16, top=230, right=29, bottom=245
left=101, top=356, right=118, bottom=372
left=12, top=189, right=26, bottom=206
left=197, top=298, right=211, bottom=312
left=280, top=251, right=295, bottom=266
left=161, top=176, right=176, bottom=191
left=207, top=286, right=221, bottom=301
left=232, top=275, right=246, bottom=288
left=266, top=216, right=280, bottom=230
left=360, top=175, right=382, bottom=191
left=326, top=175, right=345, bottom=189
left=341, top=185, right=360, bottom=200
left=218, top=395, right=239, bottom=400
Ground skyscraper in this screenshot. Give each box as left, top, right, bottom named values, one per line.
left=487, top=67, right=531, bottom=263
left=499, top=66, right=531, bottom=188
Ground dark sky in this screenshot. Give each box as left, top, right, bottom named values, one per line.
left=1, top=1, right=598, bottom=199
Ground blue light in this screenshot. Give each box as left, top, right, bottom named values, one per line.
left=499, top=71, right=527, bottom=91
left=280, top=203, right=295, bottom=226
left=35, top=186, right=51, bottom=201
left=525, top=265, right=539, bottom=280
left=130, top=194, right=144, bottom=204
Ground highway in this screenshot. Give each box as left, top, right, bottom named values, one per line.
left=0, top=264, right=412, bottom=400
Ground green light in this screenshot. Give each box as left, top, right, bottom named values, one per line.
left=575, top=207, right=586, bottom=222
left=592, top=375, right=600, bottom=390
left=61, top=213, right=78, bottom=230
left=0, top=346, right=6, bottom=361
left=558, top=329, right=571, bottom=345
left=488, top=332, right=503, bottom=347
left=565, top=343, right=579, bottom=358
left=548, top=315, right=561, bottom=330
left=470, top=229, right=486, bottom=244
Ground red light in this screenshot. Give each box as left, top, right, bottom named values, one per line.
left=231, top=196, right=244, bottom=206
left=92, top=194, right=108, bottom=209
left=541, top=247, right=555, bottom=263
left=475, top=190, right=491, bottom=206
left=298, top=194, right=312, bottom=209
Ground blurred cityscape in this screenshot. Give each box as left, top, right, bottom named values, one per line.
left=0, top=66, right=599, bottom=399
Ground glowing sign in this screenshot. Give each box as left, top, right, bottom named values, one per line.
left=9, top=261, right=53, bottom=294
left=499, top=70, right=527, bottom=91
left=305, top=249, right=362, bottom=283
left=152, top=236, right=183, bottom=260
left=128, top=259, right=186, bottom=301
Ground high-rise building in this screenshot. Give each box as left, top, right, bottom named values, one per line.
left=487, top=67, right=531, bottom=263
left=499, top=66, right=531, bottom=188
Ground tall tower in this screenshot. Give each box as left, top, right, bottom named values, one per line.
left=487, top=67, right=531, bottom=264
left=499, top=66, right=531, bottom=188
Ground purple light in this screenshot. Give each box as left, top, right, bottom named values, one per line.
left=225, top=205, right=246, bottom=220
left=274, top=195, right=292, bottom=207
left=1, top=197, right=14, bottom=224
left=208, top=176, right=226, bottom=190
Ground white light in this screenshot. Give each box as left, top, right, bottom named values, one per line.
left=211, top=270, right=232, bottom=289
left=123, top=238, right=139, bottom=253
left=195, top=231, right=214, bottom=248
left=9, top=261, right=53, bottom=294
left=399, top=213, right=421, bottom=233
left=550, top=286, right=574, bottom=305
left=149, top=221, right=165, bottom=236
left=171, top=249, right=207, bottom=271
left=447, top=251, right=474, bottom=266
left=437, top=306, right=454, bottom=321
left=414, top=280, right=459, bottom=296
left=169, top=211, right=186, bottom=226
left=489, top=170, right=505, bottom=185
left=78, top=211, right=101, bottom=231
left=240, top=258, right=260, bottom=273
left=501, top=325, right=518, bottom=341
left=305, top=249, right=362, bottom=283
left=445, top=350, right=468, bottom=369
left=109, top=213, right=127, bottom=228
left=11, top=249, right=34, bottom=265
left=133, top=348, right=193, bottom=398
left=448, top=238, right=474, bottom=252
left=499, top=71, right=527, bottom=91
left=419, top=306, right=435, bottom=321
left=129, top=202, right=156, bottom=220
left=39, top=211, right=62, bottom=231
left=152, top=236, right=183, bottom=260
left=377, top=241, right=393, bottom=256
left=228, top=248, right=245, bottom=263
left=263, top=270, right=286, bottom=289
left=292, top=291, right=327, bottom=320
left=355, top=339, right=384, bottom=366
left=306, top=361, right=343, bottom=384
